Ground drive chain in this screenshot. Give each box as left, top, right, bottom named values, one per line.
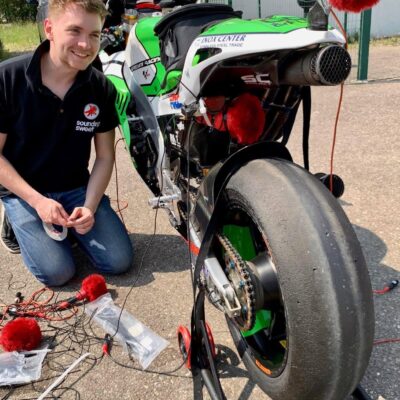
left=181, top=189, right=256, bottom=331
left=216, top=233, right=256, bottom=331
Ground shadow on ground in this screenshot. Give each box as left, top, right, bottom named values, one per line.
left=352, top=225, right=400, bottom=400
left=37, top=232, right=190, bottom=298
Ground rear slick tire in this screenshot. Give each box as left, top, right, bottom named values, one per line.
left=222, top=158, right=374, bottom=400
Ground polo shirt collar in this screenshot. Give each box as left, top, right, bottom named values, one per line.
left=26, top=40, right=93, bottom=93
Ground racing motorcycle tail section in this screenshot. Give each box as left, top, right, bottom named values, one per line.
left=106, top=1, right=375, bottom=399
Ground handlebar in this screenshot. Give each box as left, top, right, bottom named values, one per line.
left=100, top=35, right=113, bottom=51
left=100, top=27, right=125, bottom=51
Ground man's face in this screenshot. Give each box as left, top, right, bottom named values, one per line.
left=44, top=4, right=102, bottom=71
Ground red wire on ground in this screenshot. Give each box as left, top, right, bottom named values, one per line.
left=372, top=279, right=399, bottom=295
left=0, top=287, right=78, bottom=323
left=329, top=84, right=344, bottom=192
left=113, top=137, right=127, bottom=226
left=373, top=338, right=400, bottom=346
left=328, top=9, right=348, bottom=192
left=373, top=287, right=391, bottom=295
left=111, top=199, right=129, bottom=213
left=371, top=280, right=400, bottom=346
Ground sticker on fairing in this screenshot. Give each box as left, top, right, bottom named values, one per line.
left=168, top=94, right=182, bottom=110
left=241, top=73, right=272, bottom=86
left=130, top=56, right=161, bottom=72
left=194, top=34, right=247, bottom=48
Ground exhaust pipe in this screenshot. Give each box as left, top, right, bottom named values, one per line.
left=280, top=45, right=352, bottom=86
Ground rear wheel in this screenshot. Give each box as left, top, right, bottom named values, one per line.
left=215, top=158, right=374, bottom=400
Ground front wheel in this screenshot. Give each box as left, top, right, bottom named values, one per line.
left=216, top=158, right=374, bottom=400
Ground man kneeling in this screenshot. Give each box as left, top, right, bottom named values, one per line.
left=0, top=0, right=133, bottom=286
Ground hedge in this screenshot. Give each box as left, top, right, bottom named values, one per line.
left=0, top=0, right=36, bottom=23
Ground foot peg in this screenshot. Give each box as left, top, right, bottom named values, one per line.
left=314, top=173, right=345, bottom=198
left=148, top=194, right=180, bottom=208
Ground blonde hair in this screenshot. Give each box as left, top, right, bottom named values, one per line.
left=48, top=0, right=109, bottom=19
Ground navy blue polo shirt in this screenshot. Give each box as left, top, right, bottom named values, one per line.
left=0, top=40, right=119, bottom=197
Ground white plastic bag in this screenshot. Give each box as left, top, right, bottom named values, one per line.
left=0, top=349, right=49, bottom=386
left=85, top=293, right=169, bottom=369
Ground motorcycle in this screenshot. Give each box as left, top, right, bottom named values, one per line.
left=36, top=0, right=376, bottom=398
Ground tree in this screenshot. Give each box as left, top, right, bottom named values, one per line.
left=0, top=0, right=36, bottom=23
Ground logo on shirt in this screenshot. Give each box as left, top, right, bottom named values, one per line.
left=84, top=103, right=100, bottom=120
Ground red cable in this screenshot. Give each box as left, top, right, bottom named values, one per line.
left=373, top=287, right=391, bottom=295
left=328, top=9, right=348, bottom=192
left=113, top=137, right=127, bottom=226
left=374, top=338, right=400, bottom=346
left=1, top=287, right=78, bottom=323
left=331, top=9, right=348, bottom=50
left=373, top=280, right=399, bottom=295
left=329, top=84, right=344, bottom=192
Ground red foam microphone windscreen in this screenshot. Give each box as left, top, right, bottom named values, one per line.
left=0, top=317, right=42, bottom=352
left=79, top=274, right=108, bottom=302
left=328, top=0, right=380, bottom=12
left=226, top=93, right=265, bottom=145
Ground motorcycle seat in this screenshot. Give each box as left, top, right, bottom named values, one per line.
left=154, top=4, right=242, bottom=75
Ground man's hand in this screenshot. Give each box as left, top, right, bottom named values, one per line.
left=67, top=206, right=95, bottom=234
left=34, top=197, right=70, bottom=226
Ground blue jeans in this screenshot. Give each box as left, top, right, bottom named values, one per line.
left=2, top=186, right=133, bottom=286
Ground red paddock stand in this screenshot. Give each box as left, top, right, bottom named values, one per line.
left=177, top=288, right=373, bottom=400
left=177, top=289, right=225, bottom=400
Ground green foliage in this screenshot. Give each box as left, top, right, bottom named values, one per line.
left=347, top=32, right=359, bottom=44
left=0, top=0, right=36, bottom=23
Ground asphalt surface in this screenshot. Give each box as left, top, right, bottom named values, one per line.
left=0, top=45, right=399, bottom=400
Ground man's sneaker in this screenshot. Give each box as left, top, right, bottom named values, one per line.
left=0, top=206, right=20, bottom=254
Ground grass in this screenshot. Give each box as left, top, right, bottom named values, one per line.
left=0, top=22, right=39, bottom=61
left=347, top=35, right=400, bottom=49
left=370, top=35, right=400, bottom=46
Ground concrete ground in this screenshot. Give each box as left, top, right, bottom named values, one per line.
left=0, top=45, right=399, bottom=400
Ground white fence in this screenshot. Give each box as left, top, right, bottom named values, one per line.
left=370, top=0, right=400, bottom=38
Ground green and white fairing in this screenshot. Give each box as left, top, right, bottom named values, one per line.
left=124, top=14, right=345, bottom=114
left=103, top=11, right=347, bottom=181
left=125, top=17, right=179, bottom=117
left=178, top=15, right=346, bottom=105
left=100, top=51, right=132, bottom=147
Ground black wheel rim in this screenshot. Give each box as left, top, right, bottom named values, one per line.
left=217, top=204, right=289, bottom=378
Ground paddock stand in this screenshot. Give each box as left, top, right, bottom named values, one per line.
left=179, top=287, right=373, bottom=400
